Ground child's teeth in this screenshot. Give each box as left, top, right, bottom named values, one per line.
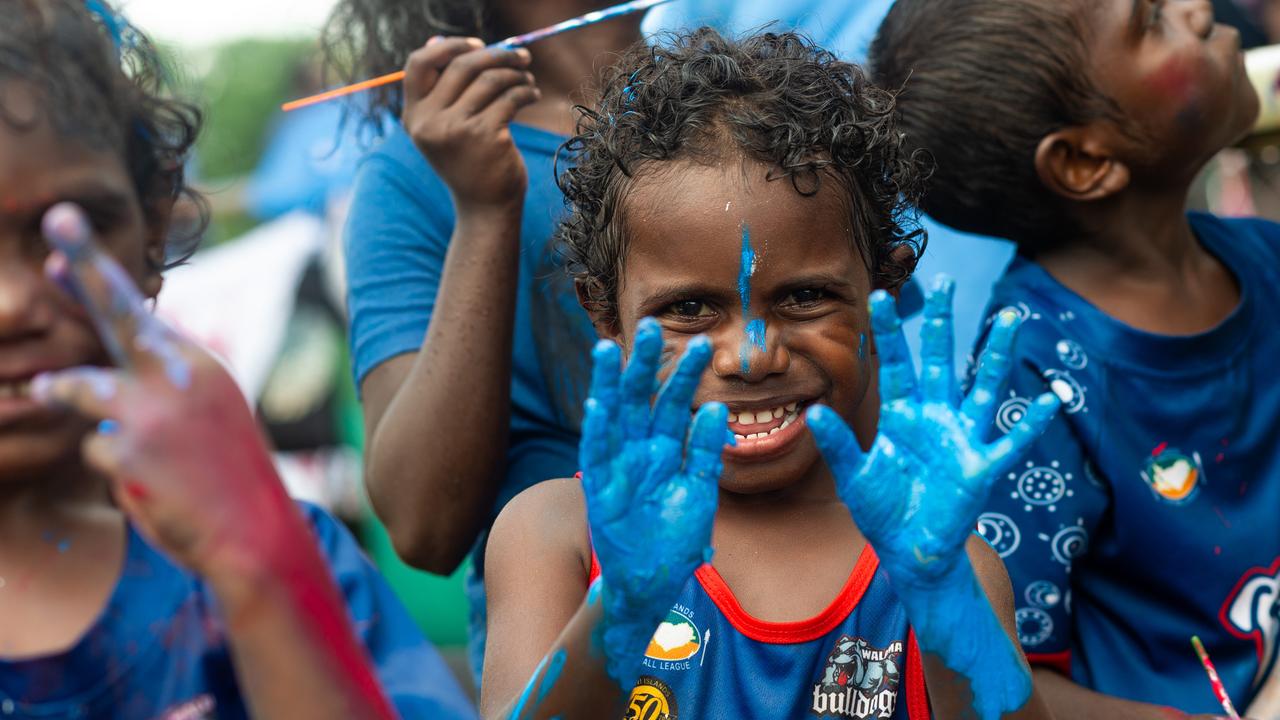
left=772, top=407, right=784, bottom=419
left=752, top=410, right=769, bottom=424
left=786, top=402, right=797, bottom=412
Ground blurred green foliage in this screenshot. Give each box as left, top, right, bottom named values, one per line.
left=196, top=38, right=314, bottom=180
left=189, top=38, right=316, bottom=245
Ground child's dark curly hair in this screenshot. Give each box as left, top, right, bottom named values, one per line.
left=870, top=0, right=1124, bottom=253
left=323, top=0, right=496, bottom=132
left=0, top=0, right=204, bottom=267
left=557, top=28, right=930, bottom=325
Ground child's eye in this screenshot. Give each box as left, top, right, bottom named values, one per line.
left=667, top=300, right=713, bottom=318
left=787, top=288, right=828, bottom=306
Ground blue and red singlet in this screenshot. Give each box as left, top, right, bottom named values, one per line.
left=589, top=545, right=932, bottom=720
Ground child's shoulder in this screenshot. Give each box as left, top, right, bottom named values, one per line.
left=1190, top=211, right=1280, bottom=265
left=487, top=478, right=592, bottom=578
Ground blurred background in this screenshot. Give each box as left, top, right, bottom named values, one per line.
left=116, top=0, right=1280, bottom=698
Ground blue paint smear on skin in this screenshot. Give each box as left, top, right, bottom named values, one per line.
left=509, top=649, right=567, bottom=719
left=858, top=333, right=867, bottom=361
left=737, top=223, right=765, bottom=373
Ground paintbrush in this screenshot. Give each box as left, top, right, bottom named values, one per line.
left=282, top=0, right=676, bottom=112
left=1192, top=635, right=1242, bottom=719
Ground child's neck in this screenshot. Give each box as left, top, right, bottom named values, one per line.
left=0, top=463, right=114, bottom=542
left=510, top=16, right=645, bottom=136
left=1031, top=184, right=1240, bottom=335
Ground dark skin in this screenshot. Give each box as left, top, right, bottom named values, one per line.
left=357, top=1, right=647, bottom=573
left=480, top=159, right=1053, bottom=719
left=1021, top=1, right=1258, bottom=718
left=0, top=80, right=396, bottom=718
left=1031, top=0, right=1256, bottom=336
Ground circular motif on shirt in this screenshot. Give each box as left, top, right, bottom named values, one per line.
left=1010, top=461, right=1074, bottom=512
left=1016, top=607, right=1055, bottom=648
left=976, top=512, right=1022, bottom=558
left=1055, top=340, right=1088, bottom=370
left=1042, top=369, right=1087, bottom=414
left=627, top=676, right=678, bottom=720
left=996, top=394, right=1032, bottom=434
left=1049, top=525, right=1089, bottom=566
left=1024, top=581, right=1063, bottom=609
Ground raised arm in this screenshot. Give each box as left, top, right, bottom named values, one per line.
left=32, top=204, right=400, bottom=719
left=354, top=37, right=541, bottom=572
left=807, top=277, right=1060, bottom=720
left=481, top=320, right=729, bottom=719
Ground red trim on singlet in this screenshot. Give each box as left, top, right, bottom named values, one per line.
left=1026, top=650, right=1071, bottom=676
left=905, top=629, right=932, bottom=720
left=690, top=544, right=881, bottom=644
left=588, top=548, right=601, bottom=584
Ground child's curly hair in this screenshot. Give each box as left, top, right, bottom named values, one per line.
left=0, top=0, right=204, bottom=266
left=557, top=28, right=930, bottom=325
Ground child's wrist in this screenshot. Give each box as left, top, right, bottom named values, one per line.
left=893, top=563, right=1033, bottom=719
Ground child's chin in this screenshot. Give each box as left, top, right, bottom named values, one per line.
left=0, top=423, right=90, bottom=482
left=719, top=443, right=821, bottom=495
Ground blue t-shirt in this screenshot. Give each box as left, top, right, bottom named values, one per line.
left=344, top=123, right=596, bottom=555
left=613, top=546, right=932, bottom=719
left=971, top=213, right=1280, bottom=712
left=0, top=503, right=475, bottom=719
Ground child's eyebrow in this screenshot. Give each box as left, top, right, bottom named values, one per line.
left=0, top=186, right=133, bottom=222
left=1127, top=0, right=1148, bottom=38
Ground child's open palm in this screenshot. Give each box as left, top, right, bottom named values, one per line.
left=579, top=319, right=728, bottom=685
left=807, top=278, right=1058, bottom=589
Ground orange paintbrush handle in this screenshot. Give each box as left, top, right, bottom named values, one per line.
left=281, top=69, right=407, bottom=112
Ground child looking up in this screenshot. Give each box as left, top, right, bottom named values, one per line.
left=323, top=0, right=651, bottom=678
left=0, top=2, right=472, bottom=717
left=480, top=29, right=1061, bottom=719
left=872, top=1, right=1275, bottom=717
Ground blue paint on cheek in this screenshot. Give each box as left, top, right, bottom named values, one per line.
left=858, top=333, right=867, bottom=361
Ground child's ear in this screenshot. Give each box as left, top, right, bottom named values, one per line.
left=140, top=198, right=175, bottom=299
left=574, top=278, right=620, bottom=341
left=1034, top=126, right=1131, bottom=202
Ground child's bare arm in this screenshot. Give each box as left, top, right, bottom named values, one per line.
left=32, top=205, right=398, bottom=719
left=483, top=321, right=729, bottom=719
left=357, top=36, right=540, bottom=574
left=808, top=277, right=1060, bottom=720
left=480, top=480, right=619, bottom=719
left=1035, top=670, right=1240, bottom=720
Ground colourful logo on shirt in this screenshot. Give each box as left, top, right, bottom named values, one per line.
left=644, top=609, right=701, bottom=662
left=1221, top=557, right=1280, bottom=688
left=627, top=676, right=678, bottom=720
left=811, top=636, right=902, bottom=718
left=1141, top=444, right=1202, bottom=504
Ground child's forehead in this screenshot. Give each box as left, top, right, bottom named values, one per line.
left=619, top=159, right=864, bottom=284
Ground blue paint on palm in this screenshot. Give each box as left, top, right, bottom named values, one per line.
left=737, top=223, right=765, bottom=372
left=806, top=276, right=1060, bottom=720
left=579, top=319, right=728, bottom=687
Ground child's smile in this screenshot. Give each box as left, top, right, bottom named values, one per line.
left=605, top=157, right=877, bottom=494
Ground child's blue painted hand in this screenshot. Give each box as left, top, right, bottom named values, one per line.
left=580, top=318, right=728, bottom=687
left=807, top=276, right=1059, bottom=720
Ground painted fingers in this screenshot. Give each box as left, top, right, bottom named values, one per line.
left=869, top=290, right=917, bottom=404
left=919, top=275, right=957, bottom=405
